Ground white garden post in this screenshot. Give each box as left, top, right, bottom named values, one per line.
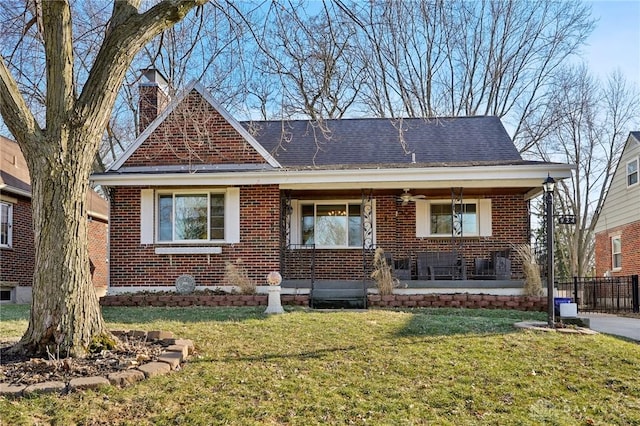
left=264, top=271, right=284, bottom=314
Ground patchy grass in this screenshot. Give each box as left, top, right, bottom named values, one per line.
left=2, top=305, right=639, bottom=425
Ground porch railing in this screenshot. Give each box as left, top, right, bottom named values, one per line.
left=282, top=244, right=316, bottom=285
left=556, top=275, right=639, bottom=314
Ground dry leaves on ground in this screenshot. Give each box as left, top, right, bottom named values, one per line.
left=0, top=332, right=166, bottom=387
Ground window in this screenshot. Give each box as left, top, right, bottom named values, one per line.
left=611, top=236, right=622, bottom=270
left=0, top=202, right=12, bottom=248
left=430, top=202, right=477, bottom=236
left=0, top=288, right=13, bottom=302
left=157, top=192, right=225, bottom=242
left=299, top=202, right=363, bottom=248
left=627, top=158, right=639, bottom=187
left=416, top=199, right=491, bottom=237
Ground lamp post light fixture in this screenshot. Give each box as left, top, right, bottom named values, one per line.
left=543, top=175, right=556, bottom=327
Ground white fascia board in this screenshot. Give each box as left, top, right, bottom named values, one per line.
left=0, top=184, right=32, bottom=199
left=92, top=163, right=574, bottom=189
left=108, top=81, right=281, bottom=171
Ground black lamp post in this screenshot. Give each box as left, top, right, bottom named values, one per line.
left=543, top=175, right=556, bottom=327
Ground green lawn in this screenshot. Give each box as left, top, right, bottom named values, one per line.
left=1, top=305, right=639, bottom=425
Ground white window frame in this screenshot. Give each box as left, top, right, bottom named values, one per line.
left=139, top=188, right=240, bottom=245
left=611, top=235, right=622, bottom=271
left=627, top=157, right=639, bottom=187
left=416, top=199, right=492, bottom=238
left=292, top=199, right=374, bottom=249
left=0, top=201, right=13, bottom=248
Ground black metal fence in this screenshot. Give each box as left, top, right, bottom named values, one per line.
left=556, top=275, right=639, bottom=314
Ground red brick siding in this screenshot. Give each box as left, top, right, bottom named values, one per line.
left=0, top=197, right=34, bottom=287
left=107, top=189, right=528, bottom=286
left=290, top=193, right=529, bottom=280
left=138, top=84, right=169, bottom=133
left=595, top=220, right=640, bottom=277
left=108, top=185, right=281, bottom=288
left=0, top=196, right=107, bottom=289
left=125, top=90, right=267, bottom=167
left=88, top=218, right=109, bottom=289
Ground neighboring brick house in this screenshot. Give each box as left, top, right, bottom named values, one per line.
left=91, top=71, right=574, bottom=301
left=594, top=132, right=640, bottom=277
left=0, top=136, right=109, bottom=303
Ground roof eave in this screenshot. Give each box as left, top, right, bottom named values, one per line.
left=92, top=163, right=574, bottom=193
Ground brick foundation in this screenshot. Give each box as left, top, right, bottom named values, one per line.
left=100, top=293, right=545, bottom=311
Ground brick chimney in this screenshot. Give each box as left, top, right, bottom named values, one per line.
left=138, top=69, right=170, bottom=135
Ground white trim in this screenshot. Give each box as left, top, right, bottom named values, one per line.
left=108, top=81, right=280, bottom=171
left=153, top=187, right=240, bottom=244
left=478, top=199, right=492, bottom=237
left=0, top=201, right=13, bottom=248
left=294, top=199, right=373, bottom=248
left=0, top=184, right=31, bottom=198
left=626, top=157, right=639, bottom=188
left=415, top=200, right=428, bottom=238
left=225, top=187, right=240, bottom=244
left=93, top=163, right=574, bottom=191
left=416, top=198, right=491, bottom=238
left=155, top=246, right=222, bottom=255
left=611, top=235, right=622, bottom=270
left=140, top=189, right=154, bottom=244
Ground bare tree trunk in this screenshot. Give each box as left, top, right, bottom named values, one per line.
left=20, top=133, right=108, bottom=357
left=0, top=0, right=206, bottom=358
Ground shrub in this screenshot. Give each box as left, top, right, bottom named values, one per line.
left=224, top=259, right=256, bottom=295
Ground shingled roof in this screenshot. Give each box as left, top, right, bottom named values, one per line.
left=0, top=135, right=109, bottom=219
left=242, top=116, right=522, bottom=168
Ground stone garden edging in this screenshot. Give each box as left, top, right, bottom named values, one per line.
left=99, top=293, right=546, bottom=311
left=0, top=330, right=194, bottom=398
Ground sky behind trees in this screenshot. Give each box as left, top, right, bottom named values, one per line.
left=584, top=1, right=640, bottom=87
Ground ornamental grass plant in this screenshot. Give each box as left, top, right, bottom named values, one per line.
left=224, top=258, right=256, bottom=294
left=513, top=243, right=544, bottom=296
left=370, top=247, right=398, bottom=296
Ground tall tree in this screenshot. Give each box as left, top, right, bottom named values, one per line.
left=0, top=0, right=207, bottom=357
left=335, top=0, right=594, bottom=153
left=535, top=67, right=639, bottom=278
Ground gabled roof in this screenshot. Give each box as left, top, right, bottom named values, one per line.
left=0, top=136, right=109, bottom=220
left=108, top=81, right=281, bottom=171
left=1, top=135, right=32, bottom=197
left=593, top=131, right=640, bottom=235
left=92, top=82, right=575, bottom=196
left=244, top=116, right=523, bottom=168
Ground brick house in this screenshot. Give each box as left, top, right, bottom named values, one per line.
left=91, top=71, right=574, bottom=304
left=594, top=132, right=640, bottom=277
left=0, top=136, right=109, bottom=303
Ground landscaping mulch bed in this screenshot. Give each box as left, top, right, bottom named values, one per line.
left=0, top=332, right=166, bottom=387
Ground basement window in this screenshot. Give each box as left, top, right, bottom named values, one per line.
left=0, top=288, right=13, bottom=303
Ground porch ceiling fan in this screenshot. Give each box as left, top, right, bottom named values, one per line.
left=398, top=189, right=425, bottom=206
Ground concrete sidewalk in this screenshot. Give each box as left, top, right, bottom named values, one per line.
left=580, top=313, right=640, bottom=342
